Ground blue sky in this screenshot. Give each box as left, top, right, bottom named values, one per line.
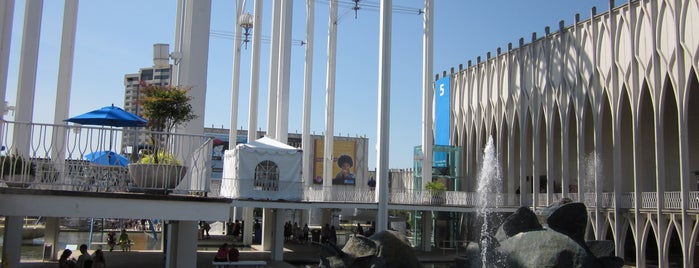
left=4, top=0, right=610, bottom=169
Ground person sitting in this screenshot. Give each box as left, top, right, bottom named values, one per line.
left=58, top=249, right=76, bottom=268
left=228, top=244, right=240, bottom=262
left=91, top=249, right=106, bottom=268
left=118, top=229, right=131, bottom=251
left=213, top=243, right=230, bottom=262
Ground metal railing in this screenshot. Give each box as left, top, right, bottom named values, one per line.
left=0, top=120, right=212, bottom=194
left=4, top=121, right=699, bottom=211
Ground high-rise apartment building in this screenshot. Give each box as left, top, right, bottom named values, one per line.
left=122, top=44, right=172, bottom=155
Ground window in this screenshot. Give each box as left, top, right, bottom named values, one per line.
left=254, top=160, right=279, bottom=191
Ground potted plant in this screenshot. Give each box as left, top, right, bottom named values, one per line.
left=1, top=154, right=36, bottom=188
left=128, top=83, right=197, bottom=191
left=425, top=180, right=447, bottom=204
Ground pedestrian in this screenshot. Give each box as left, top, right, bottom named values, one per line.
left=75, top=244, right=92, bottom=268
left=302, top=224, right=309, bottom=244
left=329, top=225, right=337, bottom=245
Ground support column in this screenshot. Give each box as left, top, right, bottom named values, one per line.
left=12, top=0, right=43, bottom=156
left=272, top=210, right=285, bottom=261
left=0, top=0, right=15, bottom=118
left=243, top=207, right=253, bottom=245
left=165, top=221, right=198, bottom=268
left=375, top=0, right=392, bottom=234
left=262, top=208, right=275, bottom=251
left=2, top=216, right=22, bottom=268
left=322, top=0, right=338, bottom=187
left=44, top=217, right=60, bottom=260
left=420, top=211, right=432, bottom=251
left=247, top=0, right=263, bottom=143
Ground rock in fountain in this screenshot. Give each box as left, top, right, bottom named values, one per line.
left=318, top=230, right=422, bottom=268
left=487, top=200, right=624, bottom=268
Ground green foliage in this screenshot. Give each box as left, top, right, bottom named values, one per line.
left=138, top=152, right=181, bottom=166
left=425, top=181, right=447, bottom=192
left=0, top=155, right=36, bottom=176
left=137, top=83, right=197, bottom=164
left=138, top=84, right=196, bottom=134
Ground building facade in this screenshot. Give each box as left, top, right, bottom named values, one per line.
left=448, top=0, right=699, bottom=266
left=121, top=44, right=173, bottom=153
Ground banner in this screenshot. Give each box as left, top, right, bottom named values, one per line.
left=314, top=140, right=357, bottom=185
left=434, top=77, right=451, bottom=166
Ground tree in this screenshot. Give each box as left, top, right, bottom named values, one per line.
left=138, top=83, right=197, bottom=164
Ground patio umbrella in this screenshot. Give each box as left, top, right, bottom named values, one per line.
left=65, top=104, right=147, bottom=127
left=85, top=151, right=129, bottom=167
left=65, top=104, right=148, bottom=152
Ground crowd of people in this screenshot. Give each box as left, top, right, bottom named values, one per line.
left=58, top=244, right=106, bottom=268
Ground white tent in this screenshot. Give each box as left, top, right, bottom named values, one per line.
left=220, top=137, right=302, bottom=200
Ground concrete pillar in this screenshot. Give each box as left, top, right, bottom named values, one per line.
left=243, top=207, right=253, bottom=245
left=421, top=211, right=432, bottom=251
left=272, top=210, right=285, bottom=261
left=375, top=0, right=392, bottom=233
left=44, top=217, right=60, bottom=260
left=262, top=208, right=275, bottom=251
left=165, top=221, right=197, bottom=268
left=2, top=216, right=22, bottom=268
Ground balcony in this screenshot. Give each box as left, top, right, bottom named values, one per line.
left=0, top=120, right=212, bottom=194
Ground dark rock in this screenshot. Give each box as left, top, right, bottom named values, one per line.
left=596, top=256, right=625, bottom=268
left=587, top=240, right=616, bottom=257
left=318, top=230, right=421, bottom=268
left=498, top=230, right=597, bottom=268
left=495, top=206, right=543, bottom=241
left=546, top=202, right=588, bottom=246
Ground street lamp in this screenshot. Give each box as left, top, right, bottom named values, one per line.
left=238, top=12, right=254, bottom=49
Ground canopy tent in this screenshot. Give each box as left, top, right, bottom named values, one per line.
left=220, top=137, right=302, bottom=200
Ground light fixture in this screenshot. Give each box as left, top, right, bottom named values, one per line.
left=238, top=13, right=254, bottom=49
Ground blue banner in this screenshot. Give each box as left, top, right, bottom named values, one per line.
left=434, top=77, right=450, bottom=167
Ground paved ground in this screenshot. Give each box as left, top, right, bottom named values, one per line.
left=18, top=234, right=462, bottom=268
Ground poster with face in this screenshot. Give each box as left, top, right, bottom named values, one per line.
left=313, top=140, right=357, bottom=185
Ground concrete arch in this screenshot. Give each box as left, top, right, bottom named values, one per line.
left=618, top=86, right=634, bottom=192
left=600, top=91, right=614, bottom=192
left=500, top=113, right=510, bottom=194
left=550, top=102, right=562, bottom=195
left=659, top=75, right=681, bottom=191
left=664, top=215, right=684, bottom=266
left=686, top=69, right=699, bottom=180
left=641, top=214, right=660, bottom=266
left=638, top=83, right=657, bottom=193
left=565, top=99, right=579, bottom=196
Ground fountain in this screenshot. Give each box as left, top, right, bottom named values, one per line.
left=475, top=136, right=504, bottom=267
left=582, top=153, right=601, bottom=204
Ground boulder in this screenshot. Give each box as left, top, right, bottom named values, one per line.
left=495, top=206, right=543, bottom=241
left=318, top=230, right=421, bottom=268
left=498, top=230, right=597, bottom=268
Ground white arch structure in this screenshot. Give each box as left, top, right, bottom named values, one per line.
left=449, top=0, right=699, bottom=266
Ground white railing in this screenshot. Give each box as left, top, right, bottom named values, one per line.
left=618, top=192, right=635, bottom=209
left=664, top=192, right=682, bottom=209
left=5, top=121, right=699, bottom=211
left=0, top=121, right=213, bottom=194
left=642, top=192, right=657, bottom=209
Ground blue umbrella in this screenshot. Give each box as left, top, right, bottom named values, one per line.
left=65, top=104, right=147, bottom=127
left=85, top=151, right=129, bottom=167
